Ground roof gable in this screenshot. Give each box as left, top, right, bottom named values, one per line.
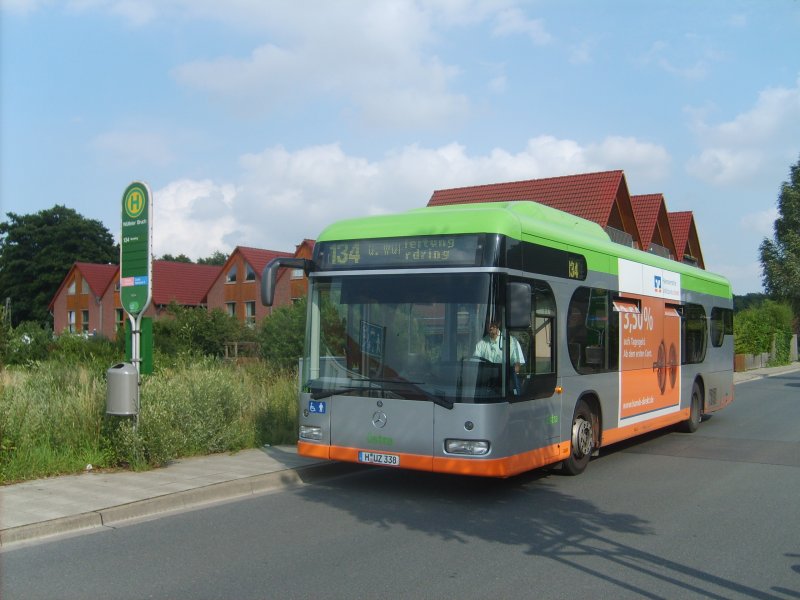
left=48, top=262, right=118, bottom=309
left=75, top=262, right=118, bottom=297
left=427, top=170, right=641, bottom=245
left=668, top=211, right=692, bottom=254
left=668, top=211, right=705, bottom=269
left=233, top=246, right=293, bottom=279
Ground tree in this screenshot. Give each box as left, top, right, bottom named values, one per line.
left=159, top=253, right=193, bottom=263
left=0, top=205, right=118, bottom=326
left=197, top=250, right=228, bottom=266
left=760, top=157, right=800, bottom=320
left=259, top=298, right=307, bottom=369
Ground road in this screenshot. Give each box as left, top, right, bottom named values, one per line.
left=2, top=372, right=799, bottom=599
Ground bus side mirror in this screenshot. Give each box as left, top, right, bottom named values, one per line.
left=506, top=282, right=531, bottom=329
left=261, top=258, right=312, bottom=306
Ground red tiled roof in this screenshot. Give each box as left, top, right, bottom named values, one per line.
left=238, top=246, right=293, bottom=277
left=75, top=262, right=118, bottom=297
left=427, top=170, right=625, bottom=227
left=152, top=261, right=222, bottom=306
left=48, top=262, right=118, bottom=309
left=630, top=194, right=663, bottom=250
left=668, top=211, right=693, bottom=258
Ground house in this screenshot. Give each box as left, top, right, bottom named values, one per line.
left=428, top=170, right=643, bottom=249
left=630, top=194, right=678, bottom=260
left=427, top=170, right=708, bottom=270
left=205, top=246, right=294, bottom=327
left=668, top=211, right=705, bottom=269
left=49, top=262, right=119, bottom=337
left=50, top=261, right=222, bottom=340
left=273, top=239, right=316, bottom=307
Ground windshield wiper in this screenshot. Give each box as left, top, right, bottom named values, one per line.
left=368, top=377, right=454, bottom=410
left=310, top=378, right=453, bottom=409
left=310, top=387, right=360, bottom=400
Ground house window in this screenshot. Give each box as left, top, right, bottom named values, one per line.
left=226, top=302, right=236, bottom=317
left=68, top=311, right=76, bottom=333
left=81, top=310, right=90, bottom=333
left=115, top=309, right=125, bottom=332
left=226, top=266, right=237, bottom=283
left=245, top=264, right=256, bottom=281
left=245, top=301, right=256, bottom=327
left=291, top=269, right=304, bottom=279
left=81, top=279, right=90, bottom=294
left=67, top=280, right=76, bottom=295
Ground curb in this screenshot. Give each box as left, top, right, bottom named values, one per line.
left=1, top=462, right=356, bottom=549
left=734, top=365, right=800, bottom=385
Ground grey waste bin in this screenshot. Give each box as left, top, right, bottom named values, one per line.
left=106, top=363, right=139, bottom=415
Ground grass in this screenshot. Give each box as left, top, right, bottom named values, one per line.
left=0, top=357, right=299, bottom=484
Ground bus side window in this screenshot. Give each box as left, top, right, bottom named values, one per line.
left=710, top=307, right=732, bottom=348
left=567, top=287, right=618, bottom=374
left=682, top=303, right=707, bottom=363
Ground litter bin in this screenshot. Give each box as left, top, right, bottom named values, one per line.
left=106, top=362, right=139, bottom=415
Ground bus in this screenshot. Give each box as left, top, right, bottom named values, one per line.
left=262, top=200, right=734, bottom=477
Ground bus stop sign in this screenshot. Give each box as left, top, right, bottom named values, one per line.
left=120, top=181, right=153, bottom=316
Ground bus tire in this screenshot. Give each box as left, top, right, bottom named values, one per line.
left=562, top=399, right=595, bottom=475
left=678, top=382, right=703, bottom=433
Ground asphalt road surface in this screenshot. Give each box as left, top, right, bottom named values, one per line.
left=3, top=372, right=799, bottom=599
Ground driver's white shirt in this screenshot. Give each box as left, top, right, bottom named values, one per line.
left=474, top=334, right=524, bottom=365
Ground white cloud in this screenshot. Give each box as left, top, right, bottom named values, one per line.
left=152, top=179, right=238, bottom=259
left=171, top=2, right=470, bottom=127
left=1, top=0, right=46, bottom=13
left=492, top=8, right=552, bottom=45
left=686, top=77, right=800, bottom=186
left=638, top=40, right=716, bottom=81
left=740, top=207, right=778, bottom=237
left=156, top=136, right=672, bottom=258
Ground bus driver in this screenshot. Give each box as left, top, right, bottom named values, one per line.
left=474, top=320, right=525, bottom=374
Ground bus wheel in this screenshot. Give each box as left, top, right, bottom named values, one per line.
left=563, top=400, right=595, bottom=475
left=678, top=382, right=702, bottom=433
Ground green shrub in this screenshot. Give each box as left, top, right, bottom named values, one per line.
left=734, top=300, right=794, bottom=364
left=2, top=321, right=52, bottom=366
left=153, top=302, right=254, bottom=358
left=258, top=298, right=307, bottom=369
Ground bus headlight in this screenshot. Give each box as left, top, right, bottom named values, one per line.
left=299, top=425, right=323, bottom=441
left=445, top=439, right=490, bottom=456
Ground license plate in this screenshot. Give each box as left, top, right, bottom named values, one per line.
left=358, top=451, right=400, bottom=466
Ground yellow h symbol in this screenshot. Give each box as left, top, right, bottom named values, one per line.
left=126, top=189, right=145, bottom=218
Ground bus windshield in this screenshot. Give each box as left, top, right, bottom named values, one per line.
left=303, top=272, right=509, bottom=405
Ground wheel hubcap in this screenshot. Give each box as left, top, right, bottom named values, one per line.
left=572, top=417, right=593, bottom=457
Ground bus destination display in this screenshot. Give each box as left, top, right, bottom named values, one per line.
left=317, top=235, right=483, bottom=270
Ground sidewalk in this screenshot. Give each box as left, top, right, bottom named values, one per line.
left=2, top=363, right=798, bottom=549
left=0, top=446, right=339, bottom=548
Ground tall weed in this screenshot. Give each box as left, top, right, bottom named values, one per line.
left=1, top=359, right=298, bottom=482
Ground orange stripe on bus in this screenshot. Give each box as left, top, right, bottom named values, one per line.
left=601, top=409, right=689, bottom=446
left=299, top=441, right=570, bottom=478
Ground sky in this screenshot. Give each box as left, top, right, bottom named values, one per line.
left=1, top=1, right=799, bottom=294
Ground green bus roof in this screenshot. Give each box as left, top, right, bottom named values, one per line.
left=316, top=201, right=731, bottom=299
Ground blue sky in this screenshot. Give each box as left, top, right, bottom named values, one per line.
left=2, top=1, right=799, bottom=294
